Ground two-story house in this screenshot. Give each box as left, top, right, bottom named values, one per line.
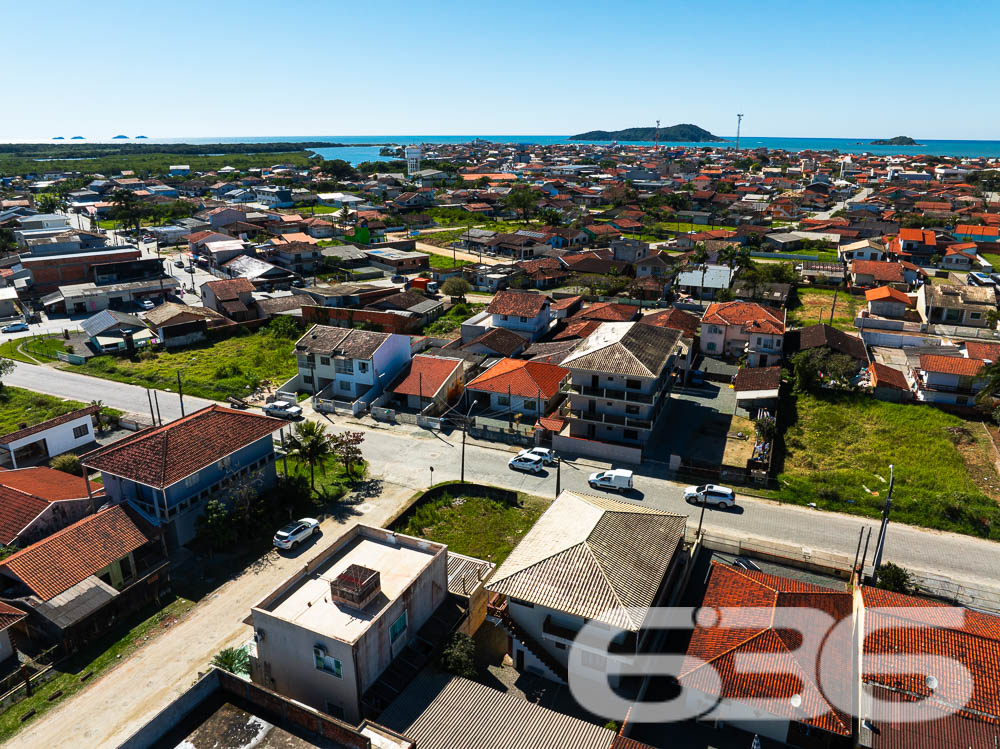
left=838, top=238, right=886, bottom=263
left=465, top=358, right=569, bottom=418
left=294, top=325, right=411, bottom=404
left=485, top=491, right=687, bottom=686
left=254, top=186, right=293, bottom=208
left=486, top=290, right=551, bottom=342
left=700, top=301, right=786, bottom=366
left=248, top=524, right=449, bottom=724
left=917, top=283, right=997, bottom=328
left=609, top=237, right=649, bottom=263
left=82, top=405, right=285, bottom=547
left=910, top=354, right=987, bottom=406
left=200, top=277, right=255, bottom=322
left=273, top=241, right=324, bottom=275
left=558, top=322, right=682, bottom=460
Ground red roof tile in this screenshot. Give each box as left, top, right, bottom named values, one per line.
left=679, top=562, right=853, bottom=736
left=466, top=358, right=569, bottom=399
left=865, top=286, right=912, bottom=305
left=851, top=260, right=905, bottom=283
left=0, top=601, right=26, bottom=630
left=703, top=301, right=785, bottom=335
left=203, top=277, right=254, bottom=300
left=487, top=290, right=549, bottom=318
left=639, top=308, right=700, bottom=338
left=919, top=354, right=986, bottom=377
left=572, top=302, right=639, bottom=322
left=391, top=355, right=462, bottom=398
left=0, top=467, right=103, bottom=544
left=732, top=366, right=782, bottom=393
left=82, top=405, right=284, bottom=489
left=869, top=362, right=909, bottom=391
left=0, top=506, right=151, bottom=600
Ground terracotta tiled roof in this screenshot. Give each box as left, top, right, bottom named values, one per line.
left=851, top=260, right=905, bottom=283
left=391, top=355, right=462, bottom=398
left=0, top=601, right=26, bottom=630
left=487, top=290, right=549, bottom=318
left=460, top=327, right=527, bottom=357
left=549, top=295, right=583, bottom=311
left=703, top=301, right=785, bottom=335
left=679, top=562, right=853, bottom=736
left=0, top=506, right=151, bottom=600
left=966, top=341, right=1000, bottom=362
left=0, top=467, right=103, bottom=544
left=865, top=285, right=912, bottom=305
left=572, top=302, right=638, bottom=322
left=869, top=362, right=910, bottom=391
left=919, top=354, right=986, bottom=377
left=82, top=405, right=284, bottom=489
left=552, top=320, right=602, bottom=341
left=798, top=324, right=868, bottom=361
left=732, top=366, right=781, bottom=393
left=639, top=308, right=700, bottom=338
left=466, top=358, right=568, bottom=399
left=203, top=277, right=254, bottom=300
left=535, top=416, right=566, bottom=432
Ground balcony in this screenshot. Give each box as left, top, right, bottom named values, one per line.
left=567, top=408, right=653, bottom=431
left=566, top=383, right=654, bottom=404
left=543, top=615, right=579, bottom=643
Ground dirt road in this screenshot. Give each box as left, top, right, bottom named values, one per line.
left=13, top=482, right=416, bottom=749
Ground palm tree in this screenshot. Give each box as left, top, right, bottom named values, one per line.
left=690, top=244, right=711, bottom=303
left=338, top=205, right=352, bottom=226
left=286, top=420, right=333, bottom=490
left=212, top=647, right=250, bottom=676
left=719, top=245, right=740, bottom=271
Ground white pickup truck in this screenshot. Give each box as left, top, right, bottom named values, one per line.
left=263, top=401, right=303, bottom=420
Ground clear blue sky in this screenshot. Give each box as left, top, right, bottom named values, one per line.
left=6, top=0, right=998, bottom=141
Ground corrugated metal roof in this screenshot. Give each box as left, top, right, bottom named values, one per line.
left=377, top=673, right=617, bottom=749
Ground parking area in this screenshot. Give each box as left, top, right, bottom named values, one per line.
left=654, top=365, right=741, bottom=465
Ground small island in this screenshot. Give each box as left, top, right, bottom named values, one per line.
left=570, top=124, right=726, bottom=142
left=870, top=136, right=919, bottom=146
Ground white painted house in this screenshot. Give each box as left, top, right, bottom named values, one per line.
left=0, top=406, right=99, bottom=468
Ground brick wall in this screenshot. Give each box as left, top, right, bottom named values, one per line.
left=23, top=249, right=142, bottom=291
left=301, top=305, right=418, bottom=334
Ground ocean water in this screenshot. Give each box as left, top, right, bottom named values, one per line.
left=19, top=134, right=1000, bottom=164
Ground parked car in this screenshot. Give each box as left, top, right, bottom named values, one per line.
left=173, top=259, right=184, bottom=268
left=588, top=469, right=634, bottom=492
left=391, top=275, right=406, bottom=283
left=142, top=234, right=155, bottom=242
left=508, top=454, right=545, bottom=474
left=1, top=322, right=28, bottom=333
left=184, top=265, right=195, bottom=273
left=516, top=447, right=557, bottom=465
left=273, top=517, right=320, bottom=550
left=684, top=484, right=736, bottom=508
left=139, top=299, right=155, bottom=310
left=263, top=401, right=303, bottom=420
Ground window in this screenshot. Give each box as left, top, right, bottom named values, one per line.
left=519, top=316, right=527, bottom=323
left=217, top=456, right=232, bottom=471
left=313, top=647, right=342, bottom=677
left=957, top=396, right=969, bottom=406
left=626, top=405, right=640, bottom=415
left=524, top=400, right=536, bottom=411
left=497, top=395, right=510, bottom=406
left=624, top=429, right=639, bottom=440
left=970, top=312, right=982, bottom=320
left=626, top=379, right=640, bottom=390
left=389, top=611, right=408, bottom=644
left=707, top=342, right=717, bottom=351
left=501, top=314, right=509, bottom=321
left=320, top=356, right=331, bottom=366
left=358, top=361, right=368, bottom=373
left=334, top=358, right=354, bottom=374
left=184, top=471, right=200, bottom=489
left=72, top=424, right=89, bottom=438
left=340, top=381, right=351, bottom=391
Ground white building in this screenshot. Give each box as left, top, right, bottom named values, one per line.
left=0, top=406, right=99, bottom=468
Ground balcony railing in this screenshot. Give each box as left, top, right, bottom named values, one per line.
left=566, top=383, right=654, bottom=404
left=486, top=593, right=508, bottom=620
left=543, top=615, right=579, bottom=642
left=567, top=408, right=653, bottom=431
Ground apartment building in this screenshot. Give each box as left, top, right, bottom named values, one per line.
left=293, top=325, right=410, bottom=402
left=558, top=322, right=682, bottom=460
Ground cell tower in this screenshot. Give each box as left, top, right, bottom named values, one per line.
left=736, top=114, right=744, bottom=151
left=654, top=119, right=660, bottom=151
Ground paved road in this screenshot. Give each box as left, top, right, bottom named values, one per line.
left=810, top=186, right=873, bottom=220
left=4, top=361, right=213, bottom=423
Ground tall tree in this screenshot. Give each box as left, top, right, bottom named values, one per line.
left=689, top=244, right=711, bottom=302
left=286, top=420, right=333, bottom=490
left=505, top=187, right=536, bottom=224
left=331, top=430, right=366, bottom=478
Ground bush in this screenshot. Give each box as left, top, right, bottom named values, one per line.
left=873, top=561, right=913, bottom=594
left=50, top=453, right=82, bottom=475
left=440, top=632, right=476, bottom=678
left=211, top=646, right=250, bottom=676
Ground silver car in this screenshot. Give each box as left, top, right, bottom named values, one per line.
left=273, top=518, right=320, bottom=550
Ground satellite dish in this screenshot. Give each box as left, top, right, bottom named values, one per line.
left=790, top=694, right=803, bottom=709
left=925, top=675, right=938, bottom=691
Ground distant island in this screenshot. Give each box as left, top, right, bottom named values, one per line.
left=570, top=124, right=725, bottom=142
left=870, top=136, right=919, bottom=146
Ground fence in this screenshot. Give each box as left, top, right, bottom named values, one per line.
left=469, top=415, right=535, bottom=447
left=0, top=645, right=61, bottom=713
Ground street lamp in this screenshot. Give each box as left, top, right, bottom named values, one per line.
left=460, top=399, right=478, bottom=483
left=429, top=465, right=434, bottom=487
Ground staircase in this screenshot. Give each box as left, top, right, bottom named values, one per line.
left=488, top=595, right=567, bottom=684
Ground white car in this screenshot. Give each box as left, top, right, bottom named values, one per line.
left=516, top=447, right=557, bottom=465
left=588, top=469, right=634, bottom=493
left=139, top=299, right=155, bottom=310
left=508, top=454, right=545, bottom=474
left=263, top=401, right=303, bottom=420
left=684, top=484, right=736, bottom=508
left=273, top=518, right=320, bottom=550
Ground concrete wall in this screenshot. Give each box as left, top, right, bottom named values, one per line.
left=552, top=432, right=643, bottom=464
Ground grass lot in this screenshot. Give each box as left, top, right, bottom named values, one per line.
left=426, top=250, right=472, bottom=270
left=292, top=204, right=342, bottom=215
left=654, top=221, right=737, bottom=233
left=981, top=253, right=1000, bottom=270
left=283, top=454, right=362, bottom=503
left=778, top=391, right=1000, bottom=539
left=69, top=329, right=298, bottom=401
left=0, top=335, right=68, bottom=363
left=787, top=288, right=860, bottom=330
left=393, top=483, right=550, bottom=564
left=0, top=595, right=194, bottom=744
left=423, top=302, right=484, bottom=337
left=0, top=387, right=99, bottom=434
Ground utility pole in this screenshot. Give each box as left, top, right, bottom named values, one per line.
left=736, top=114, right=744, bottom=152
left=176, top=370, right=185, bottom=416
left=460, top=399, right=478, bottom=483
left=872, top=465, right=895, bottom=574
left=153, top=390, right=162, bottom=426
left=146, top=389, right=156, bottom=426
left=654, top=119, right=660, bottom=151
